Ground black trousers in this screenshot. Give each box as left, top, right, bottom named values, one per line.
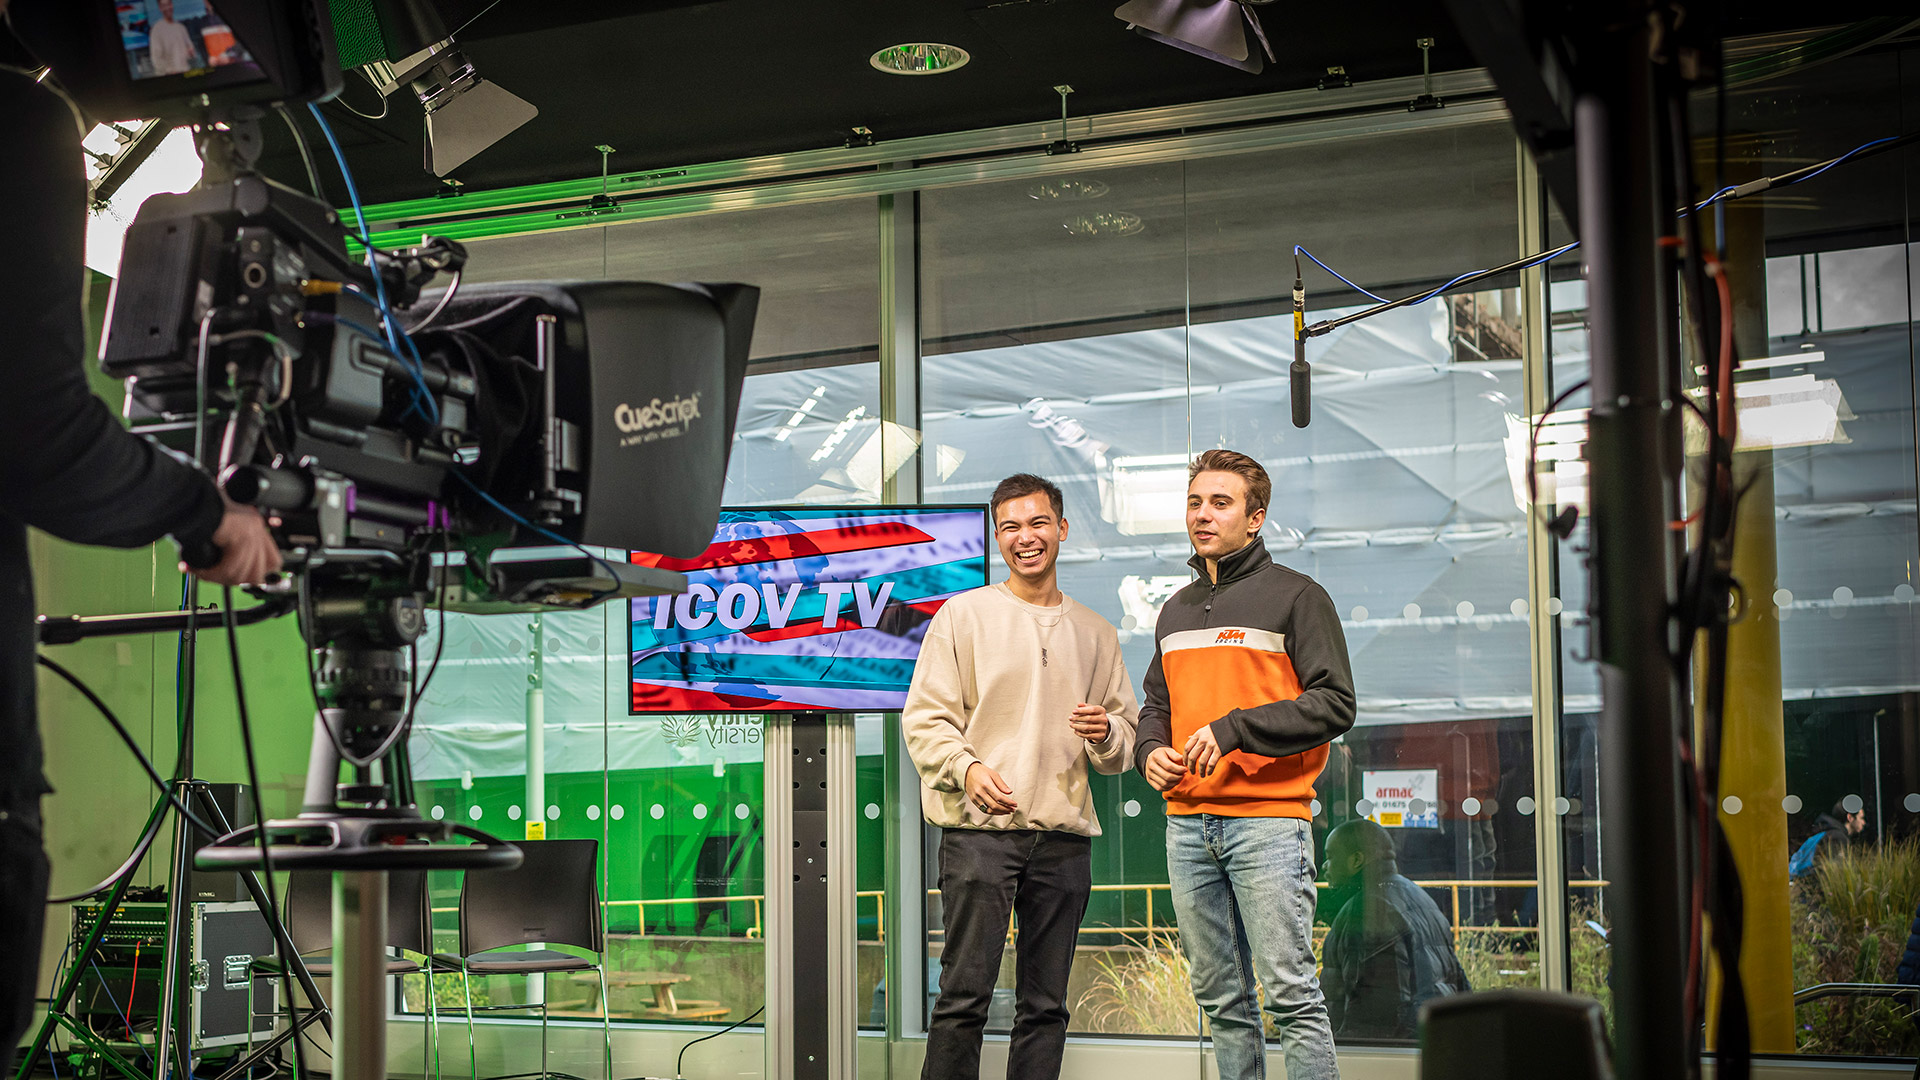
left=0, top=794, right=49, bottom=1080
left=923, top=828, right=1091, bottom=1080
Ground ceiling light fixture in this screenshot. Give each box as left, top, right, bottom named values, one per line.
left=1113, top=0, right=1276, bottom=74
left=1028, top=177, right=1110, bottom=201
left=870, top=43, right=971, bottom=75
left=1062, top=211, right=1146, bottom=238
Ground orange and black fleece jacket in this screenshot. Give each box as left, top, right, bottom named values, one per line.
left=1134, top=537, right=1356, bottom=819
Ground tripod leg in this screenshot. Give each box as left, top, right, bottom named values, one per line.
left=334, top=871, right=390, bottom=1080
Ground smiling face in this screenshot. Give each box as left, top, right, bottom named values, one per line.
left=1187, top=469, right=1265, bottom=563
left=994, top=491, right=1067, bottom=589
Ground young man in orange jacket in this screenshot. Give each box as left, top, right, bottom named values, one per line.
left=1136, top=449, right=1355, bottom=1080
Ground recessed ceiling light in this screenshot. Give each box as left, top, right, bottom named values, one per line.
left=1062, top=211, right=1145, bottom=238
left=1028, top=177, right=1110, bottom=201
left=870, top=43, right=971, bottom=75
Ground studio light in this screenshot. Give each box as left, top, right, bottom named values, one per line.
left=870, top=43, right=971, bottom=75
left=359, top=0, right=537, bottom=176
left=366, top=40, right=539, bottom=176
left=1113, top=0, right=1276, bottom=74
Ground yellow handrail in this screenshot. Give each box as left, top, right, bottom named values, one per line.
left=432, top=878, right=1609, bottom=947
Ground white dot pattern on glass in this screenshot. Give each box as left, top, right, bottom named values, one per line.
left=1896, top=584, right=1916, bottom=603
left=650, top=804, right=665, bottom=820
left=1905, top=793, right=1920, bottom=813
left=1123, top=799, right=1141, bottom=818
left=1782, top=795, right=1803, bottom=814
left=430, top=805, right=445, bottom=820
left=509, top=805, right=521, bottom=820
left=693, top=804, right=708, bottom=819
left=864, top=804, right=880, bottom=820
left=1403, top=603, right=1421, bottom=620
left=611, top=805, right=626, bottom=821
left=1773, top=588, right=1793, bottom=609
left=1310, top=799, right=1323, bottom=817
left=469, top=806, right=483, bottom=820
left=547, top=805, right=560, bottom=820
left=1409, top=799, right=1428, bottom=817
left=1516, top=796, right=1536, bottom=816
left=1842, top=794, right=1864, bottom=814
left=1351, top=606, right=1369, bottom=622
left=1356, top=799, right=1375, bottom=816
left=1833, top=586, right=1854, bottom=605
left=1456, top=601, right=1475, bottom=619
left=736, top=804, right=750, bottom=820
left=1547, top=597, right=1564, bottom=615
left=1722, top=796, right=1742, bottom=815
left=1510, top=598, right=1528, bottom=617
left=1554, top=797, right=1572, bottom=816
left=588, top=806, right=601, bottom=821
left=1461, top=797, right=1481, bottom=816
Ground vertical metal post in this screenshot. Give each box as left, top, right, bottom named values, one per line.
left=1517, top=139, right=1571, bottom=993
left=878, top=182, right=927, bottom=1062
left=527, top=613, right=547, bottom=841
left=825, top=714, right=858, bottom=1080
left=1577, top=10, right=1689, bottom=1080
left=334, top=871, right=390, bottom=1080
left=878, top=184, right=921, bottom=507
left=790, top=718, right=832, bottom=1080
left=764, top=719, right=795, bottom=1080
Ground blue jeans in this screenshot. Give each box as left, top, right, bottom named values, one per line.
left=1167, top=814, right=1339, bottom=1080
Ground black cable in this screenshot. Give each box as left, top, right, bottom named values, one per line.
left=675, top=1005, right=765, bottom=1077
left=221, top=588, right=309, bottom=1080
left=274, top=107, right=325, bottom=202
left=34, top=654, right=223, bottom=840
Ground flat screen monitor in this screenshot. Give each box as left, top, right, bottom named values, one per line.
left=629, top=505, right=990, bottom=713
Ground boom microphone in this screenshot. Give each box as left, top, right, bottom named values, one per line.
left=1290, top=253, right=1310, bottom=428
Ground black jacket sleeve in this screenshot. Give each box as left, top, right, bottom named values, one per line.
left=1132, top=641, right=1172, bottom=773
left=0, top=73, right=223, bottom=551
left=1210, top=581, right=1356, bottom=758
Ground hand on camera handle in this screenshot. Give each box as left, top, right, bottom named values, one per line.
left=179, top=501, right=284, bottom=588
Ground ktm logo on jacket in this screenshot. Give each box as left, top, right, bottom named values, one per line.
left=1162, top=624, right=1324, bottom=819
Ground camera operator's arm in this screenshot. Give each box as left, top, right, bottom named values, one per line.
left=0, top=70, right=278, bottom=585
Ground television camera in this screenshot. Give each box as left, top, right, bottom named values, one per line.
left=12, top=3, right=753, bottom=1077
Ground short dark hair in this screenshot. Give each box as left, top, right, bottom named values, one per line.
left=990, top=473, right=1064, bottom=522
left=1831, top=798, right=1860, bottom=820
left=1189, top=448, right=1272, bottom=517
left=1327, top=819, right=1398, bottom=869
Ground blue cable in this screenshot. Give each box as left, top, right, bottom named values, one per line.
left=1294, top=245, right=1390, bottom=303
left=1786, top=135, right=1900, bottom=186
left=87, top=959, right=135, bottom=1043
left=447, top=470, right=622, bottom=601
left=305, top=104, right=440, bottom=424
left=333, top=317, right=441, bottom=421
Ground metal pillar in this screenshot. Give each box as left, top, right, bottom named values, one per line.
left=1576, top=9, right=1689, bottom=1080
left=766, top=716, right=838, bottom=1080
left=1700, top=179, right=1793, bottom=1054
left=1518, top=138, right=1571, bottom=994
left=333, top=872, right=390, bottom=1080
left=879, top=183, right=922, bottom=506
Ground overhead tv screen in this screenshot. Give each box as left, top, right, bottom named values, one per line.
left=629, top=506, right=990, bottom=713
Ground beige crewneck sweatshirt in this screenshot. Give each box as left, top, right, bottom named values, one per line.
left=902, top=582, right=1138, bottom=836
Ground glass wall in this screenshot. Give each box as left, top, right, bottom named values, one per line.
left=915, top=112, right=1553, bottom=1047
left=381, top=42, right=1920, bottom=1072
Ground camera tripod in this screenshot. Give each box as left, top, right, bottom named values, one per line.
left=28, top=564, right=520, bottom=1080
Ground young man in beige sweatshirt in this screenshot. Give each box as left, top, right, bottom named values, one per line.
left=903, top=473, right=1138, bottom=1080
